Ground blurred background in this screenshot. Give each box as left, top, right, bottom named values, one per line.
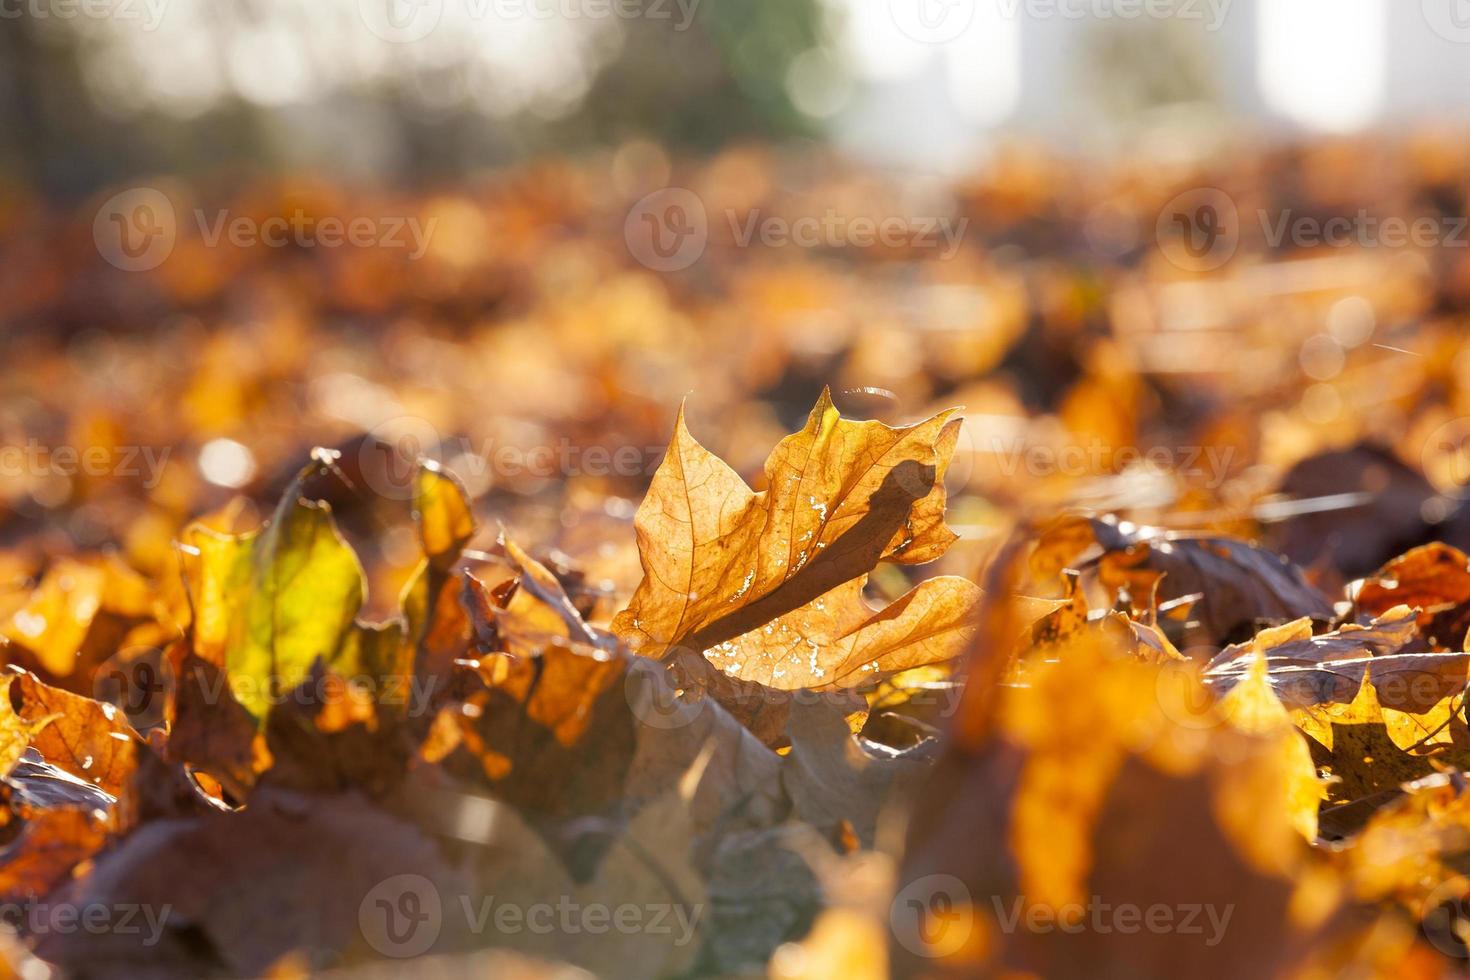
left=4, top=0, right=1470, bottom=189
left=6, top=0, right=1470, bottom=621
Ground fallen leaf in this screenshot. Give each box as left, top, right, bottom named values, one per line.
left=614, top=392, right=980, bottom=701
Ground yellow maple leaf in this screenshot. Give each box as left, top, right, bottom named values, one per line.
left=613, top=390, right=979, bottom=690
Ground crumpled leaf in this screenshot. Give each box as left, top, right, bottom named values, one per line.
left=1355, top=543, right=1470, bottom=650
left=1203, top=609, right=1470, bottom=753
left=1025, top=569, right=1183, bottom=664
left=1030, top=514, right=1335, bottom=649
left=1205, top=608, right=1419, bottom=676
left=2, top=667, right=139, bottom=797
left=779, top=697, right=930, bottom=849
left=456, top=548, right=784, bottom=875
left=613, top=391, right=980, bottom=697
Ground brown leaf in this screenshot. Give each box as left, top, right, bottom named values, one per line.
left=1030, top=514, right=1335, bottom=649
left=897, top=628, right=1337, bottom=977
left=163, top=641, right=262, bottom=801
left=35, top=787, right=470, bottom=976
left=780, top=698, right=930, bottom=847
left=456, top=561, right=784, bottom=876
left=1355, top=543, right=1470, bottom=650
left=3, top=667, right=139, bottom=797
left=1204, top=610, right=1469, bottom=719
left=0, top=803, right=109, bottom=907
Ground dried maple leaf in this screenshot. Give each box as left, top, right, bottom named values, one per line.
left=1030, top=514, right=1335, bottom=649
left=613, top=391, right=980, bottom=693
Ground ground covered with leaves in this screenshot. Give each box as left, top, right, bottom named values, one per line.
left=7, top=135, right=1470, bottom=976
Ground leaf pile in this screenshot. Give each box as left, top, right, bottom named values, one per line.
left=8, top=135, right=1470, bottom=977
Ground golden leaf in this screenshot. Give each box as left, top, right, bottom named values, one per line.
left=613, top=391, right=979, bottom=691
